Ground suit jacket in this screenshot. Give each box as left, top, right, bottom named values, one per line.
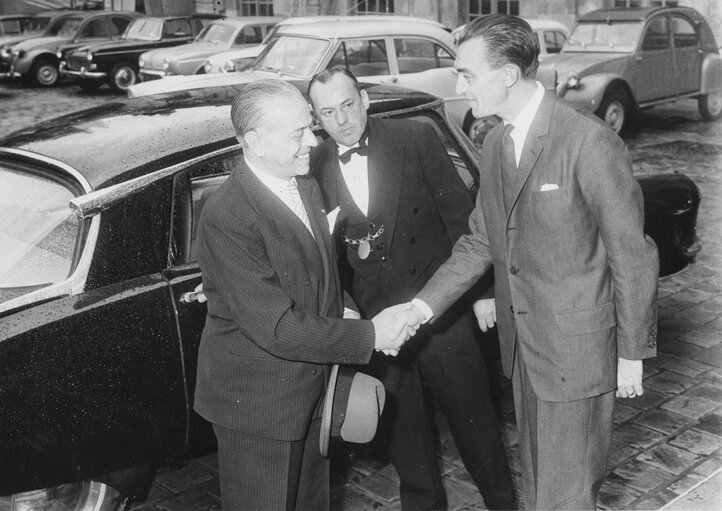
left=312, top=117, right=474, bottom=317
left=417, top=92, right=659, bottom=402
left=194, top=156, right=376, bottom=441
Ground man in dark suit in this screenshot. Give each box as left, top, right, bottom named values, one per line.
left=194, top=79, right=412, bottom=510
left=308, top=69, right=516, bottom=510
left=406, top=15, right=659, bottom=509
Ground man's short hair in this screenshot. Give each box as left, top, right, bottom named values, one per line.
left=457, top=14, right=539, bottom=79
left=308, top=68, right=362, bottom=99
left=230, top=79, right=304, bottom=138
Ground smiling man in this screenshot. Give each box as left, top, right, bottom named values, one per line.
left=406, top=14, right=660, bottom=509
left=194, top=79, right=410, bottom=510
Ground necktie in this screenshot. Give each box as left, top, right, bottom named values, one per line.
left=501, top=123, right=516, bottom=213
left=287, top=178, right=314, bottom=238
left=338, top=138, right=368, bottom=165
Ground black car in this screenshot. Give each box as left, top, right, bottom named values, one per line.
left=60, top=14, right=221, bottom=92
left=0, top=84, right=700, bottom=510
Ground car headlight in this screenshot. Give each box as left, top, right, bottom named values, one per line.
left=204, top=60, right=212, bottom=73
left=56, top=50, right=62, bottom=59
left=222, top=60, right=235, bottom=73
left=0, top=47, right=9, bottom=58
left=565, top=71, right=580, bottom=89
left=162, top=58, right=170, bottom=70
left=12, top=48, right=25, bottom=58
left=138, top=56, right=145, bottom=68
left=86, top=52, right=93, bottom=61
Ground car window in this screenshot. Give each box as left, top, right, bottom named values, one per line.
left=566, top=22, right=642, bottom=52
left=80, top=18, right=108, bottom=38
left=394, top=38, right=454, bottom=74
left=234, top=25, right=263, bottom=45
left=328, top=39, right=389, bottom=76
left=164, top=19, right=193, bottom=38
left=544, top=31, right=566, bottom=54
left=257, top=35, right=330, bottom=77
left=0, top=164, right=83, bottom=304
left=641, top=16, right=671, bottom=51
left=197, top=23, right=235, bottom=44
left=126, top=18, right=163, bottom=40
left=111, top=16, right=132, bottom=36
left=57, top=17, right=83, bottom=37
left=672, top=15, right=698, bottom=48
left=1, top=20, right=23, bottom=36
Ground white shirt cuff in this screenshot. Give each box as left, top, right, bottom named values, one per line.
left=411, top=298, right=433, bottom=324
left=343, top=307, right=361, bottom=320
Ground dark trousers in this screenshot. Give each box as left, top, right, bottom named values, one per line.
left=371, top=311, right=516, bottom=510
left=213, top=418, right=328, bottom=511
left=512, top=348, right=615, bottom=510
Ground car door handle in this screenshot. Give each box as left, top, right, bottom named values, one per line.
left=180, top=291, right=205, bottom=304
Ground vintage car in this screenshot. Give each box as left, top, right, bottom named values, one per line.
left=137, top=16, right=282, bottom=80
left=539, top=6, right=722, bottom=135
left=0, top=83, right=700, bottom=510
left=0, top=14, right=33, bottom=37
left=0, top=10, right=142, bottom=86
left=59, top=14, right=221, bottom=92
left=0, top=11, right=78, bottom=66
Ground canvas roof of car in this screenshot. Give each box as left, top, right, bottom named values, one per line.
left=271, top=18, right=453, bottom=42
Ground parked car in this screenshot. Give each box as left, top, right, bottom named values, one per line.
left=0, top=81, right=701, bottom=509
left=0, top=10, right=142, bottom=86
left=453, top=18, right=570, bottom=60
left=539, top=6, right=722, bottom=135
left=59, top=14, right=221, bottom=92
left=0, top=10, right=78, bottom=65
left=0, top=14, right=33, bottom=37
left=137, top=16, right=282, bottom=80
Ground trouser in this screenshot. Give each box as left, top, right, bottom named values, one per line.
left=512, top=349, right=615, bottom=510
left=213, top=418, right=328, bottom=511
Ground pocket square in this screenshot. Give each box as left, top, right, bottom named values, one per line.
left=540, top=183, right=559, bottom=191
left=326, top=206, right=341, bottom=235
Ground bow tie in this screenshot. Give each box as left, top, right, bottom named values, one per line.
left=338, top=139, right=368, bottom=164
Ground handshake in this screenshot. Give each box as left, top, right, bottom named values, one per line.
left=371, top=302, right=427, bottom=356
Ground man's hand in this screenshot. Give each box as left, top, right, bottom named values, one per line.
left=371, top=303, right=423, bottom=355
left=616, top=358, right=643, bottom=398
left=473, top=298, right=496, bottom=332
left=193, top=282, right=207, bottom=303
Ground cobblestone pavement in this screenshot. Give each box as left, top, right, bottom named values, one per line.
left=1, top=82, right=721, bottom=510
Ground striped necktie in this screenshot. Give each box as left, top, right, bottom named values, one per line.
left=287, top=177, right=314, bottom=238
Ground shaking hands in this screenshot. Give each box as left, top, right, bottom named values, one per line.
left=371, top=302, right=426, bottom=356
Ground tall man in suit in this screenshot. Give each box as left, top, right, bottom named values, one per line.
left=194, top=79, right=411, bottom=510
left=308, top=69, right=516, bottom=510
left=405, top=15, right=660, bottom=509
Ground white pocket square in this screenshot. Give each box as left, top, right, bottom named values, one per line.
left=540, top=183, right=559, bottom=191
left=326, top=206, right=341, bottom=235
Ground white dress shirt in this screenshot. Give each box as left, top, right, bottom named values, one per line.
left=337, top=143, right=370, bottom=217
left=507, top=81, right=545, bottom=166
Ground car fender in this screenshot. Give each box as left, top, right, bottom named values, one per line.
left=700, top=52, right=722, bottom=94
left=558, top=72, right=633, bottom=113
left=16, top=48, right=57, bottom=74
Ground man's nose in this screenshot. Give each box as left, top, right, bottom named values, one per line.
left=335, top=109, right=348, bottom=125
left=303, top=127, right=317, bottom=147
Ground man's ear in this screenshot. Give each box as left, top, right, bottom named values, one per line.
left=503, top=64, right=520, bottom=88
left=361, top=88, right=370, bottom=111
left=243, top=131, right=264, bottom=157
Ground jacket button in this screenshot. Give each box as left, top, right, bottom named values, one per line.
left=408, top=267, right=416, bottom=275
left=381, top=256, right=387, bottom=262
left=302, top=278, right=311, bottom=285
left=376, top=244, right=384, bottom=251
left=312, top=369, right=318, bottom=376
left=410, top=237, right=416, bottom=244
left=509, top=266, right=519, bottom=275
left=412, top=207, right=419, bottom=214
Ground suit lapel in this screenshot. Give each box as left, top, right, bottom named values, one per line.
left=506, top=91, right=555, bottom=224
left=367, top=117, right=404, bottom=243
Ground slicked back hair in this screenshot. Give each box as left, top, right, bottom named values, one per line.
left=309, top=67, right=362, bottom=98
left=230, top=79, right=304, bottom=138
left=457, top=14, right=539, bottom=79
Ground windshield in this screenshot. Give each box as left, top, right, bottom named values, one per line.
left=57, top=17, right=83, bottom=38
left=0, top=166, right=81, bottom=304
left=255, top=35, right=329, bottom=78
left=24, top=16, right=51, bottom=34
left=196, top=23, right=234, bottom=44
left=124, top=18, right=162, bottom=41
left=565, top=22, right=643, bottom=52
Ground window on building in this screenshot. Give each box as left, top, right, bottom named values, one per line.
left=356, top=1, right=395, bottom=14
left=236, top=0, right=274, bottom=16
left=469, top=1, right=519, bottom=20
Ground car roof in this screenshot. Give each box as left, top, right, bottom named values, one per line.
left=63, top=10, right=140, bottom=20
left=272, top=17, right=452, bottom=41
left=207, top=16, right=285, bottom=27
left=579, top=6, right=700, bottom=22
left=0, top=84, right=440, bottom=191
left=0, top=14, right=32, bottom=20
left=276, top=14, right=449, bottom=29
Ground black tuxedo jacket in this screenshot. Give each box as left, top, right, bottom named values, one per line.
left=311, top=117, right=474, bottom=317
left=194, top=156, right=376, bottom=441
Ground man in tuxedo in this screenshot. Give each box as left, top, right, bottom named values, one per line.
left=308, top=69, right=516, bottom=510
left=407, top=15, right=659, bottom=509
left=194, top=79, right=412, bottom=510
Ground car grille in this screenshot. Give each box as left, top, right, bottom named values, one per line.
left=66, top=54, right=86, bottom=71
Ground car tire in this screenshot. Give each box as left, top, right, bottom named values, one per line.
left=110, top=63, right=138, bottom=92
left=698, top=91, right=722, bottom=121
left=0, top=480, right=127, bottom=511
left=462, top=110, right=501, bottom=147
left=32, top=58, right=59, bottom=87
left=596, top=88, right=634, bottom=136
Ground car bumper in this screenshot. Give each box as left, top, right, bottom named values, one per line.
left=139, top=70, right=165, bottom=81
left=59, top=61, right=106, bottom=80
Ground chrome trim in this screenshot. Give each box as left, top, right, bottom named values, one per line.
left=0, top=148, right=93, bottom=193
left=61, top=68, right=107, bottom=79
left=70, top=144, right=240, bottom=220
